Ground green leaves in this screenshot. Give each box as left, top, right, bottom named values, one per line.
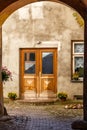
left=8, top=92, right=17, bottom=100
left=73, top=12, right=84, bottom=27
left=1, top=66, right=12, bottom=82
left=58, top=92, right=68, bottom=100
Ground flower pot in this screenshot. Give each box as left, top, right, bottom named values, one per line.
left=60, top=98, right=66, bottom=101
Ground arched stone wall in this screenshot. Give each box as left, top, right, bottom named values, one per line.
left=2, top=2, right=84, bottom=99
left=0, top=0, right=87, bottom=124
left=0, top=0, right=86, bottom=26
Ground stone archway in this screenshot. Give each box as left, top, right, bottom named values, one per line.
left=0, top=0, right=87, bottom=128
left=0, top=0, right=86, bottom=26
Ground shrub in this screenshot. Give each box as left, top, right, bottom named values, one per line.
left=72, top=72, right=79, bottom=80
left=57, top=92, right=68, bottom=101
left=8, top=92, right=17, bottom=100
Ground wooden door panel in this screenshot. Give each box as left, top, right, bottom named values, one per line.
left=41, top=78, right=55, bottom=91
left=39, top=48, right=57, bottom=98
left=24, top=78, right=37, bottom=91
left=20, top=48, right=57, bottom=99
left=20, top=49, right=38, bottom=99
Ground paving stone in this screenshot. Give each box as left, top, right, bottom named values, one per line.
left=0, top=102, right=83, bottom=130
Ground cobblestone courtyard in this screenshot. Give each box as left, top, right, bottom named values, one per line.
left=0, top=101, right=83, bottom=130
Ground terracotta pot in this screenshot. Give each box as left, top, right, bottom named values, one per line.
left=60, top=98, right=66, bottom=101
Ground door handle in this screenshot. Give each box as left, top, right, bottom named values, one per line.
left=39, top=71, right=41, bottom=77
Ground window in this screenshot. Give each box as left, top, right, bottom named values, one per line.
left=71, top=40, right=84, bottom=81
left=24, top=52, right=36, bottom=74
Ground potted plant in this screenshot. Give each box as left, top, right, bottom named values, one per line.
left=8, top=92, right=17, bottom=100
left=1, top=66, right=12, bottom=82
left=57, top=92, right=68, bottom=101
left=72, top=71, right=79, bottom=80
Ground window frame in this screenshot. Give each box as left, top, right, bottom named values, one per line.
left=71, top=40, right=84, bottom=82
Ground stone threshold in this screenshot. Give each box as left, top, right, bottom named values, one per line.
left=16, top=98, right=58, bottom=105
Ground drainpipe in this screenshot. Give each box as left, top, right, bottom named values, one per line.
left=83, top=15, right=87, bottom=121
left=0, top=27, right=4, bottom=116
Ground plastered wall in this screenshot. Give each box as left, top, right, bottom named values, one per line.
left=2, top=2, right=84, bottom=99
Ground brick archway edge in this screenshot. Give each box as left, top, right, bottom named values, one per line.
left=0, top=0, right=87, bottom=25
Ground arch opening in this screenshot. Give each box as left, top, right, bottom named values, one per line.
left=0, top=0, right=85, bottom=26
left=2, top=1, right=84, bottom=101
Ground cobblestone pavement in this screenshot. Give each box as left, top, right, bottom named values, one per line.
left=0, top=101, right=83, bottom=130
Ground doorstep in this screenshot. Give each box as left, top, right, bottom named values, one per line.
left=16, top=98, right=58, bottom=105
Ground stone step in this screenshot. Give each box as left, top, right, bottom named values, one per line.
left=16, top=98, right=58, bottom=105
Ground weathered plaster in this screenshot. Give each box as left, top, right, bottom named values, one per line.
left=2, top=2, right=84, bottom=99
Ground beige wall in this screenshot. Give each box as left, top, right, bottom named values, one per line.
left=2, top=2, right=84, bottom=99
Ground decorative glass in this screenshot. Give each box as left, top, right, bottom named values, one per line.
left=74, top=57, right=84, bottom=77
left=42, top=52, right=53, bottom=74
left=74, top=44, right=84, bottom=53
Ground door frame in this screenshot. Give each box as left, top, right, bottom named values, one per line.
left=19, top=47, right=58, bottom=99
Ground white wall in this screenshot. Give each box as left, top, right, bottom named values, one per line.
left=2, top=2, right=84, bottom=98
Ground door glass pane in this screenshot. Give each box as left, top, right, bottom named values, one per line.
left=30, top=53, right=35, bottom=61
left=24, top=53, right=27, bottom=61
left=42, top=52, right=53, bottom=74
left=24, top=52, right=36, bottom=74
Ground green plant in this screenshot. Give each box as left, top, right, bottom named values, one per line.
left=57, top=92, right=68, bottom=101
left=1, top=66, right=12, bottom=82
left=73, top=72, right=79, bottom=80
left=8, top=92, right=17, bottom=100
left=73, top=12, right=84, bottom=27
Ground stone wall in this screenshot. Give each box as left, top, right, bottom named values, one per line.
left=2, top=2, right=84, bottom=99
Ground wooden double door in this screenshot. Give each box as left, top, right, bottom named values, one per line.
left=20, top=48, right=57, bottom=99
